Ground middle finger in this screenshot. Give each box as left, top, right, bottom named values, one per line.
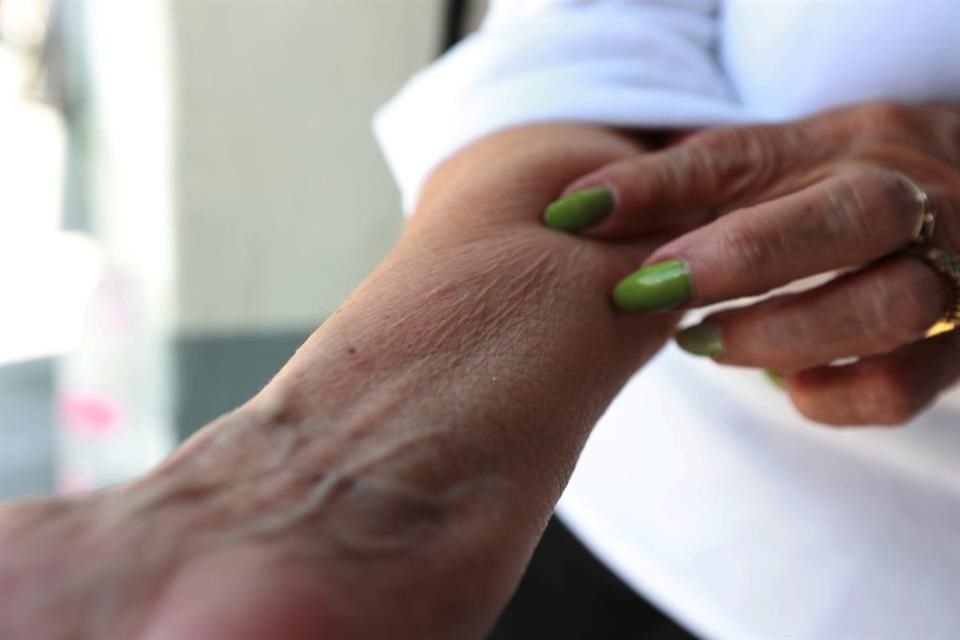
left=612, top=167, right=926, bottom=313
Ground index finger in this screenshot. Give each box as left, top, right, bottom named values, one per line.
left=543, top=124, right=838, bottom=238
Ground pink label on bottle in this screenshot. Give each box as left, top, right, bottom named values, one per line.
left=59, top=391, right=124, bottom=436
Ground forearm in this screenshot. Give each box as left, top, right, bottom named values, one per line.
left=162, top=124, right=675, bottom=637
left=274, top=124, right=667, bottom=475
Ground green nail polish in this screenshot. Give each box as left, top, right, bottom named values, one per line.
left=543, top=186, right=613, bottom=232
left=764, top=369, right=785, bottom=390
left=675, top=323, right=724, bottom=357
left=612, top=259, right=692, bottom=313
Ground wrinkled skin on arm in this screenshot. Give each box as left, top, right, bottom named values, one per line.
left=0, top=123, right=678, bottom=640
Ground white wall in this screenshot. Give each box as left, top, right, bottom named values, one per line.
left=170, top=0, right=441, bottom=334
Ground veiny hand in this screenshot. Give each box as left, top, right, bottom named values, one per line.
left=545, top=102, right=960, bottom=426
left=0, top=419, right=353, bottom=640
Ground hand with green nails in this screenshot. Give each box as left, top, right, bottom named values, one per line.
left=545, top=101, right=960, bottom=427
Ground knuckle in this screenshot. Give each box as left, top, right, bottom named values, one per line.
left=852, top=101, right=915, bottom=139
left=851, top=265, right=939, bottom=351
left=686, top=126, right=781, bottom=197
left=852, top=279, right=904, bottom=349
left=688, top=126, right=739, bottom=155
left=850, top=102, right=960, bottom=161
left=678, top=135, right=726, bottom=193
left=717, top=215, right=780, bottom=286
left=827, top=170, right=919, bottom=249
left=869, top=169, right=919, bottom=211
left=892, top=261, right=946, bottom=339
left=632, top=158, right=679, bottom=205
left=822, top=174, right=871, bottom=241
left=875, top=170, right=925, bottom=242
left=851, top=288, right=893, bottom=349
left=605, top=154, right=680, bottom=212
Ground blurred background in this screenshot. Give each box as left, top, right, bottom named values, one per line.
left=0, top=0, right=486, bottom=499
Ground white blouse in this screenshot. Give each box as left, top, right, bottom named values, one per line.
left=374, top=2, right=960, bottom=638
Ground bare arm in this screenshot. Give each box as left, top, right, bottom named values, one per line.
left=163, top=123, right=678, bottom=637
left=0, top=123, right=677, bottom=640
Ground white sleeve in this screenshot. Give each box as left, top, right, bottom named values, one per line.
left=374, top=0, right=744, bottom=212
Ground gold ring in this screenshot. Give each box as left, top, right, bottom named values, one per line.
left=902, top=247, right=960, bottom=337
left=910, top=185, right=937, bottom=244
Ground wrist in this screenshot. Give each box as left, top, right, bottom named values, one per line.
left=151, top=123, right=678, bottom=638
left=216, top=122, right=674, bottom=521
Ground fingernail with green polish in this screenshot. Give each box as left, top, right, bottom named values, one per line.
left=764, top=369, right=785, bottom=390
left=675, top=323, right=725, bottom=357
left=612, top=259, right=692, bottom=313
left=543, top=186, right=614, bottom=232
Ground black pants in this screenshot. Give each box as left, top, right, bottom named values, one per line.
left=489, top=517, right=699, bottom=640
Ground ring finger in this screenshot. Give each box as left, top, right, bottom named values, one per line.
left=675, top=255, right=949, bottom=372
